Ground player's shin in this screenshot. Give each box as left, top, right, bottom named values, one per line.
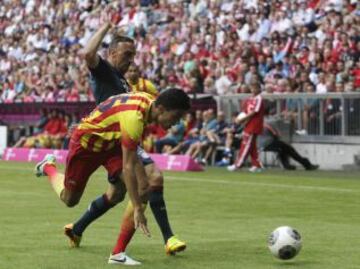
left=44, top=164, right=64, bottom=198
left=72, top=194, right=114, bottom=236
left=112, top=201, right=147, bottom=254
left=149, top=186, right=174, bottom=243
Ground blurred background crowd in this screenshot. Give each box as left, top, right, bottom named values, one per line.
left=1, top=0, right=360, bottom=103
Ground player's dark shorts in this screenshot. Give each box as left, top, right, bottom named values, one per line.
left=64, top=131, right=123, bottom=192
left=137, top=146, right=154, bottom=166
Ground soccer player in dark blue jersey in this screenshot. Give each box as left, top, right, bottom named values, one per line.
left=63, top=19, right=186, bottom=265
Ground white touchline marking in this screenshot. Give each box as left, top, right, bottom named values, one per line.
left=166, top=176, right=358, bottom=194
left=0, top=164, right=358, bottom=194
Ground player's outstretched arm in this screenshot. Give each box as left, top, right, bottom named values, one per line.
left=122, top=145, right=151, bottom=237
left=80, top=21, right=112, bottom=68
left=134, top=158, right=149, bottom=201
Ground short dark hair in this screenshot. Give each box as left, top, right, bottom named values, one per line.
left=109, top=35, right=134, bottom=51
left=155, top=88, right=191, bottom=111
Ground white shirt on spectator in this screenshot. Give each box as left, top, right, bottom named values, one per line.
left=0, top=59, right=11, bottom=72
left=25, top=0, right=36, bottom=14
left=79, top=10, right=89, bottom=22
left=1, top=88, right=16, bottom=101
left=39, top=2, right=48, bottom=17
left=190, top=43, right=199, bottom=55
left=256, top=18, right=272, bottom=40
left=216, top=30, right=225, bottom=47
left=24, top=51, right=38, bottom=62
left=26, top=33, right=38, bottom=47
left=188, top=2, right=197, bottom=18
left=86, top=16, right=100, bottom=31
left=215, top=75, right=232, bottom=95
left=243, top=0, right=259, bottom=10
left=293, top=9, right=314, bottom=26
left=237, top=24, right=250, bottom=42
left=221, top=1, right=234, bottom=13
left=271, top=18, right=293, bottom=33
left=77, top=0, right=91, bottom=10
left=327, top=0, right=343, bottom=12
left=313, top=28, right=326, bottom=44
left=79, top=30, right=93, bottom=47
left=176, top=42, right=187, bottom=56
left=8, top=46, right=23, bottom=60
left=309, top=72, right=318, bottom=85
left=196, top=0, right=208, bottom=16
left=316, top=83, right=327, bottom=94
left=133, top=10, right=148, bottom=29
left=4, top=24, right=17, bottom=36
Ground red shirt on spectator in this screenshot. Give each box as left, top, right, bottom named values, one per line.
left=243, top=94, right=265, bottom=135
left=66, top=87, right=80, bottom=102
left=196, top=48, right=210, bottom=60
left=353, top=68, right=360, bottom=88
left=308, top=0, right=320, bottom=9
left=58, top=118, right=68, bottom=136
left=44, top=118, right=62, bottom=135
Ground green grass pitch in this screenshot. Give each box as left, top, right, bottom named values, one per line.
left=1, top=161, right=360, bottom=269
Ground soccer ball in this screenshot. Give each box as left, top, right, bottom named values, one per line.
left=268, top=226, right=302, bottom=260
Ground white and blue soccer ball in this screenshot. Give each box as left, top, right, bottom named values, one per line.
left=268, top=226, right=302, bottom=260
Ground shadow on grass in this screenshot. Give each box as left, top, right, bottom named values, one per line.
left=273, top=260, right=320, bottom=267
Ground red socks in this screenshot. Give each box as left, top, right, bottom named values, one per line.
left=44, top=164, right=57, bottom=179
left=112, top=217, right=136, bottom=254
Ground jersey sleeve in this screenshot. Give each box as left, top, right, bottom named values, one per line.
left=119, top=110, right=144, bottom=150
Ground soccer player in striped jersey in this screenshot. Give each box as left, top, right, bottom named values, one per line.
left=126, top=63, right=159, bottom=97
left=36, top=17, right=186, bottom=265
left=68, top=20, right=186, bottom=264
left=34, top=89, right=190, bottom=262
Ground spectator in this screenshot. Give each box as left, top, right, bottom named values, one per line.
left=155, top=119, right=186, bottom=153
left=0, top=0, right=358, bottom=103
left=259, top=121, right=319, bottom=170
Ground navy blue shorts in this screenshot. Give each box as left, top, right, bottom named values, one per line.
left=136, top=146, right=154, bottom=166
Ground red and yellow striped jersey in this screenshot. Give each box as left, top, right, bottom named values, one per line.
left=76, top=92, right=155, bottom=152
left=129, top=78, right=159, bottom=97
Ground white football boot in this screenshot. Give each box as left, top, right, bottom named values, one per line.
left=34, top=154, right=56, bottom=177
left=108, top=252, right=141, bottom=266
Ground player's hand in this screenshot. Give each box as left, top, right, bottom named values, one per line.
left=100, top=8, right=116, bottom=28
left=134, top=207, right=151, bottom=237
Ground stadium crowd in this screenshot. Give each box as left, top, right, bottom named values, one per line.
left=1, top=0, right=360, bottom=164
left=0, top=0, right=360, bottom=104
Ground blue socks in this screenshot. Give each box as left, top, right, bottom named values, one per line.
left=149, top=186, right=174, bottom=243
left=72, top=194, right=113, bottom=236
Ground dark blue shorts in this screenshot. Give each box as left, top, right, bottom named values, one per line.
left=136, top=146, right=154, bottom=166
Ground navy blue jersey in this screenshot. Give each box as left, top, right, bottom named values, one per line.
left=89, top=57, right=131, bottom=104
left=87, top=56, right=155, bottom=168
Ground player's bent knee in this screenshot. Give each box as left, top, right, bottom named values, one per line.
left=64, top=199, right=79, bottom=208
left=60, top=189, right=82, bottom=208
left=106, top=189, right=126, bottom=205
left=62, top=196, right=80, bottom=208
left=149, top=172, right=164, bottom=187
left=145, top=164, right=164, bottom=187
